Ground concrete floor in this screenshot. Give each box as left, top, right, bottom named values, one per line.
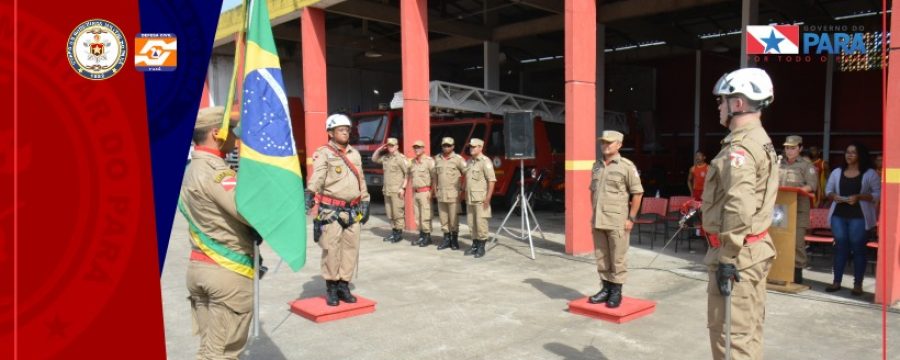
left=161, top=202, right=899, bottom=359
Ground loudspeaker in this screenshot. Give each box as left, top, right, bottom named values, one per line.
left=504, top=111, right=535, bottom=160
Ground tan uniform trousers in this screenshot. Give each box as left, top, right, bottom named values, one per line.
left=467, top=202, right=491, bottom=240
left=414, top=191, right=433, bottom=233
left=795, top=199, right=810, bottom=268
left=707, top=258, right=773, bottom=360
left=438, top=201, right=460, bottom=233
left=384, top=191, right=405, bottom=230
left=187, top=261, right=253, bottom=360
left=319, top=212, right=360, bottom=281
left=592, top=228, right=629, bottom=284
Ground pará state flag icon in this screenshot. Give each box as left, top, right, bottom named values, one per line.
left=746, top=25, right=800, bottom=54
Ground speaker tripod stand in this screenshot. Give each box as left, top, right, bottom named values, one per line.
left=490, top=160, right=546, bottom=260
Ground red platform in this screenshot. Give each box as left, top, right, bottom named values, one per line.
left=568, top=296, right=656, bottom=324
left=289, top=296, right=377, bottom=323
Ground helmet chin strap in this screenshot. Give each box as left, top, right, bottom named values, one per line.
left=722, top=96, right=755, bottom=128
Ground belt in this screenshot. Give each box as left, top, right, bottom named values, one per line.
left=707, top=230, right=768, bottom=248
left=190, top=250, right=217, bottom=265
left=414, top=186, right=432, bottom=193
left=315, top=194, right=361, bottom=208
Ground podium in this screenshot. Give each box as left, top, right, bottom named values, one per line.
left=766, top=187, right=815, bottom=293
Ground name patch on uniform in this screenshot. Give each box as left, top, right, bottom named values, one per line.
left=214, top=170, right=236, bottom=183
left=809, top=167, right=816, bottom=174
left=729, top=150, right=747, bottom=168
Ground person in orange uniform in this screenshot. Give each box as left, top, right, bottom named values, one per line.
left=688, top=151, right=709, bottom=201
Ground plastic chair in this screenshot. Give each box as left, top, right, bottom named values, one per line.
left=634, top=197, right=669, bottom=249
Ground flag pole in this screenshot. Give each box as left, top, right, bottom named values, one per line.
left=252, top=242, right=260, bottom=338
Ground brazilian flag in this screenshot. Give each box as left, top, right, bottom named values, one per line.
left=235, top=0, right=307, bottom=271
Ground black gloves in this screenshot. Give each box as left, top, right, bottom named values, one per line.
left=359, top=201, right=370, bottom=225
left=249, top=228, right=264, bottom=245
left=716, top=263, right=741, bottom=296
left=305, top=191, right=316, bottom=213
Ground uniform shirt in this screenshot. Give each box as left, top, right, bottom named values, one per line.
left=409, top=155, right=435, bottom=189
left=373, top=152, right=409, bottom=194
left=701, top=120, right=778, bottom=266
left=464, top=154, right=497, bottom=204
left=180, top=147, right=254, bottom=257
left=589, top=154, right=644, bottom=230
left=434, top=152, right=467, bottom=202
left=691, top=164, right=709, bottom=192
left=309, top=141, right=371, bottom=203
left=779, top=157, right=817, bottom=191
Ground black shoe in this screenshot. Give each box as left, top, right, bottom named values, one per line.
left=418, top=233, right=432, bottom=247
left=450, top=232, right=460, bottom=250
left=606, top=284, right=622, bottom=308
left=390, top=229, right=403, bottom=243
left=437, top=233, right=452, bottom=250
left=325, top=280, right=340, bottom=306
left=588, top=281, right=611, bottom=304
left=464, top=240, right=479, bottom=256
left=383, top=230, right=395, bottom=242
left=474, top=240, right=486, bottom=258
left=414, top=231, right=425, bottom=246
left=336, top=280, right=357, bottom=303
left=794, top=268, right=803, bottom=284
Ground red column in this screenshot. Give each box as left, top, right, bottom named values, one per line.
left=301, top=8, right=328, bottom=177
left=563, top=0, right=596, bottom=255
left=401, top=0, right=430, bottom=231
left=876, top=1, right=900, bottom=305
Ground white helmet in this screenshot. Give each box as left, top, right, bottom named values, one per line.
left=326, top=114, right=352, bottom=130
left=713, top=68, right=774, bottom=107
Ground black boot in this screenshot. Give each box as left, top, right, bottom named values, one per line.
left=390, top=229, right=403, bottom=243
left=414, top=231, right=425, bottom=246
left=418, top=233, right=432, bottom=247
left=464, top=239, right=479, bottom=256
left=588, top=281, right=611, bottom=304
left=450, top=232, right=460, bottom=250
left=325, top=280, right=339, bottom=306
left=794, top=268, right=804, bottom=284
left=383, top=230, right=395, bottom=242
left=336, top=280, right=357, bottom=303
left=437, top=233, right=452, bottom=250
left=474, top=240, right=486, bottom=258
left=606, top=283, right=622, bottom=308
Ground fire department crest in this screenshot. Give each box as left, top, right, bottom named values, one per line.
left=67, top=19, right=127, bottom=80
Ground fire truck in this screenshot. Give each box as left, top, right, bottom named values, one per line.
left=350, top=81, right=579, bottom=207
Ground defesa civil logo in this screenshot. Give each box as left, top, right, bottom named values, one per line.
left=135, top=33, right=177, bottom=72
left=66, top=19, right=127, bottom=80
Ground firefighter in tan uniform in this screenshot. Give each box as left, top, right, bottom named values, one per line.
left=308, top=114, right=371, bottom=306
left=373, top=137, right=409, bottom=243
left=703, top=68, right=778, bottom=360
left=434, top=137, right=467, bottom=250
left=779, top=135, right=818, bottom=284
left=463, top=138, right=496, bottom=258
left=409, top=140, right=436, bottom=246
left=587, top=130, right=643, bottom=309
left=181, top=106, right=258, bottom=359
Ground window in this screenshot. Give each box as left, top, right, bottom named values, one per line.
left=388, top=113, right=403, bottom=140
left=351, top=115, right=386, bottom=145
left=430, top=123, right=473, bottom=155
left=488, top=123, right=504, bottom=156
